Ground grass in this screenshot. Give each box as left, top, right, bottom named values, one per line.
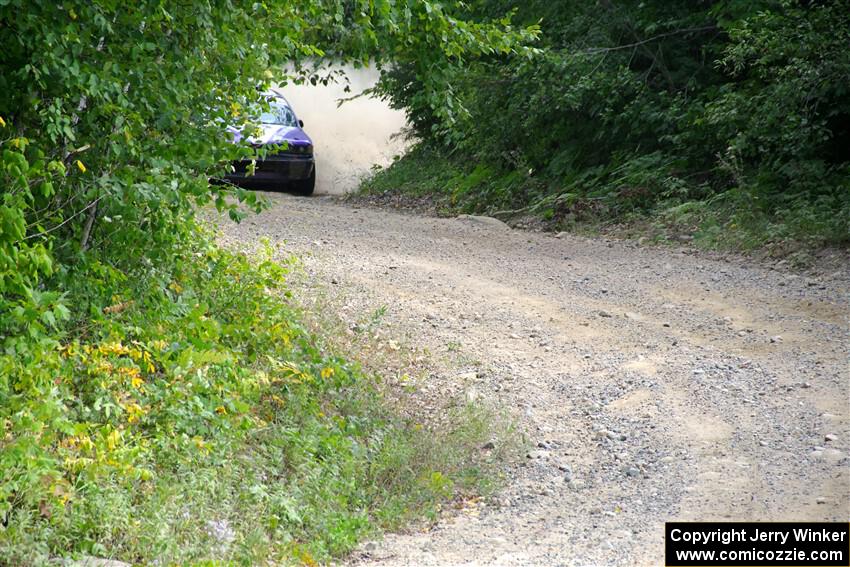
left=361, top=145, right=463, bottom=200
left=278, top=247, right=522, bottom=515
left=357, top=144, right=850, bottom=261
left=0, top=229, right=512, bottom=566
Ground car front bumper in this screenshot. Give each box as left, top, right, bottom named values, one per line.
left=225, top=152, right=314, bottom=184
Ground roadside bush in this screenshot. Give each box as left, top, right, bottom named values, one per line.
left=373, top=0, right=850, bottom=251
left=1, top=228, right=496, bottom=564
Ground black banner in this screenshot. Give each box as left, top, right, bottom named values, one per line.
left=666, top=522, right=850, bottom=566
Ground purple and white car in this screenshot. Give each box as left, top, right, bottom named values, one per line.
left=225, top=93, right=315, bottom=196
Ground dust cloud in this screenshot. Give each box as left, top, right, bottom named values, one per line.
left=281, top=66, right=410, bottom=195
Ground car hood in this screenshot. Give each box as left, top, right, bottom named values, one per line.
left=227, top=123, right=312, bottom=146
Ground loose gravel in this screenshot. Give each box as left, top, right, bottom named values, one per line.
left=215, top=193, right=849, bottom=567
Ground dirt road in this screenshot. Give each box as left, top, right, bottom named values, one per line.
left=218, top=193, right=849, bottom=566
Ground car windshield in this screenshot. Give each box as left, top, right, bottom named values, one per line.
left=257, top=101, right=298, bottom=126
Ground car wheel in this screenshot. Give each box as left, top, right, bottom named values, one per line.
left=292, top=167, right=315, bottom=196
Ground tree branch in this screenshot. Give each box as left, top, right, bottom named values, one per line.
left=19, top=195, right=103, bottom=244
left=584, top=25, right=718, bottom=54
left=80, top=198, right=99, bottom=251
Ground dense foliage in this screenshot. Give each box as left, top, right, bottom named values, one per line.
left=1, top=1, right=537, bottom=562
left=374, top=0, right=850, bottom=251
left=2, top=240, right=482, bottom=563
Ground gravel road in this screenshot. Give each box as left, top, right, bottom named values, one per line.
left=216, top=193, right=849, bottom=566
